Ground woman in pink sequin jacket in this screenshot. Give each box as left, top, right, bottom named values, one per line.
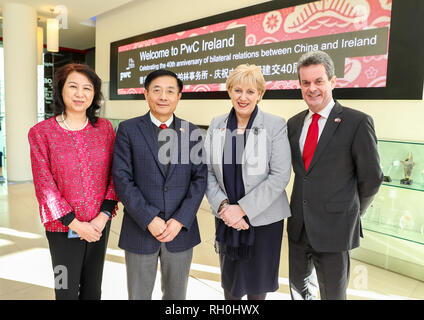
left=28, top=63, right=119, bottom=300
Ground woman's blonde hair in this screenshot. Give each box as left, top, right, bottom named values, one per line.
left=226, top=64, right=266, bottom=102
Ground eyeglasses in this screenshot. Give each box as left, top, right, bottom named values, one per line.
left=148, top=87, right=179, bottom=97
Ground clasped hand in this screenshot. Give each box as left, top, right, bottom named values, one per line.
left=68, top=213, right=109, bottom=242
left=219, top=204, right=249, bottom=231
left=148, top=217, right=183, bottom=242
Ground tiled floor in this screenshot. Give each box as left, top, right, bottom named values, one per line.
left=0, top=181, right=423, bottom=300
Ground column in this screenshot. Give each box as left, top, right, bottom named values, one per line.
left=3, top=2, right=38, bottom=181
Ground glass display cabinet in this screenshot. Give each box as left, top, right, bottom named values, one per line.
left=352, top=140, right=424, bottom=281
left=108, top=118, right=125, bottom=131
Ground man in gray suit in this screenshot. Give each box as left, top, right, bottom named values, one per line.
left=287, top=51, right=383, bottom=300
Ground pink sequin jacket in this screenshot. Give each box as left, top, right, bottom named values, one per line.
left=28, top=117, right=119, bottom=232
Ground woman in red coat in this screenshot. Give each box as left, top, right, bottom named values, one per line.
left=28, top=63, right=119, bottom=300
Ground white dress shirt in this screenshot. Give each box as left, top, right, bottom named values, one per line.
left=149, top=112, right=174, bottom=128
left=299, top=99, right=335, bottom=154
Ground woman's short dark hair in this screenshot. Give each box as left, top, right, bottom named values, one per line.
left=53, top=63, right=103, bottom=125
left=144, top=69, right=183, bottom=92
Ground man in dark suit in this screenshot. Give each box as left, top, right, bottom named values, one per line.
left=287, top=51, right=383, bottom=300
left=112, top=69, right=207, bottom=300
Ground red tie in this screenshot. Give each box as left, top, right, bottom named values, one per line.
left=159, top=123, right=167, bottom=130
left=303, top=113, right=321, bottom=171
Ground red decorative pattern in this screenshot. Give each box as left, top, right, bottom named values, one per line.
left=28, top=117, right=119, bottom=232
left=118, top=0, right=391, bottom=94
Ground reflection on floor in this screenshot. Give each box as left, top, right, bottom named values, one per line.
left=0, top=182, right=423, bottom=300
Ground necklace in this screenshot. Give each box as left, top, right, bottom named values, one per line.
left=61, top=112, right=88, bottom=131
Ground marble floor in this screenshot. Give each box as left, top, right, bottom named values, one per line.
left=0, top=181, right=423, bottom=300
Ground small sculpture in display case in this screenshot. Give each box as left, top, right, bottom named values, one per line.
left=400, top=153, right=416, bottom=185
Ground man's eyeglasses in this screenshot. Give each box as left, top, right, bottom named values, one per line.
left=149, top=87, right=179, bottom=97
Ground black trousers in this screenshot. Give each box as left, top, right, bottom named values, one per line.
left=45, top=221, right=111, bottom=300
left=288, top=226, right=350, bottom=300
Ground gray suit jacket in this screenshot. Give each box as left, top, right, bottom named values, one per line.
left=287, top=101, right=383, bottom=252
left=205, top=108, right=292, bottom=227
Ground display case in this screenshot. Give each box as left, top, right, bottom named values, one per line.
left=107, top=118, right=126, bottom=131
left=352, top=140, right=424, bottom=281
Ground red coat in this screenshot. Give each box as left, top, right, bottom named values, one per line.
left=28, top=117, right=118, bottom=232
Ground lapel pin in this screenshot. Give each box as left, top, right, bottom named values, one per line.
left=334, top=117, right=341, bottom=123
left=221, top=127, right=226, bottom=131
left=179, top=128, right=185, bottom=133
left=253, top=127, right=259, bottom=135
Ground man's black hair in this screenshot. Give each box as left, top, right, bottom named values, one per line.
left=144, top=69, right=183, bottom=92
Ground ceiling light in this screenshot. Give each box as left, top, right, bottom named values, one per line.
left=46, top=8, right=59, bottom=52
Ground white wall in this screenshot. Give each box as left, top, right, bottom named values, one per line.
left=96, top=0, right=424, bottom=142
